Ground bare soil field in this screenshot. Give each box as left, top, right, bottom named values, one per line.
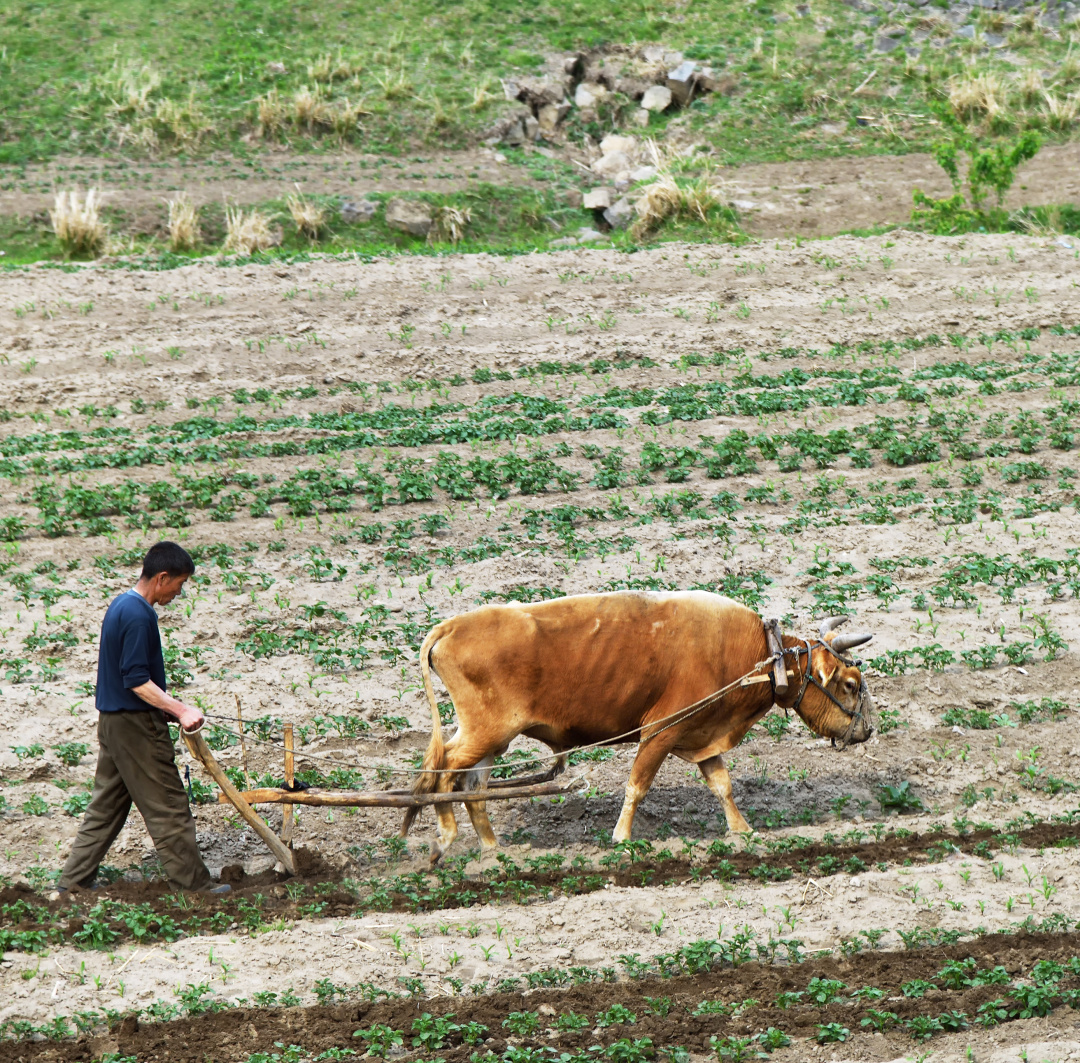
left=2, top=232, right=1080, bottom=1061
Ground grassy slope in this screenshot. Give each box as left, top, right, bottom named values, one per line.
left=1, top=0, right=1078, bottom=166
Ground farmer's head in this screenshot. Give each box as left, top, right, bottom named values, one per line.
left=140, top=541, right=195, bottom=604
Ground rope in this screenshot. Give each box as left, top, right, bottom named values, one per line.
left=188, top=653, right=784, bottom=781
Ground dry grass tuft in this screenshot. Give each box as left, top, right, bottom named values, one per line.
left=1010, top=205, right=1065, bottom=237
left=469, top=76, right=498, bottom=111
left=50, top=190, right=108, bottom=258
left=103, top=61, right=161, bottom=116
left=223, top=206, right=279, bottom=255
left=630, top=172, right=726, bottom=238
left=1016, top=68, right=1046, bottom=105
left=257, top=89, right=289, bottom=139
left=286, top=189, right=328, bottom=240
left=308, top=52, right=361, bottom=83
left=948, top=72, right=1006, bottom=122
left=293, top=85, right=332, bottom=130
left=1042, top=91, right=1080, bottom=130
left=428, top=205, right=471, bottom=244
left=166, top=194, right=200, bottom=251
left=255, top=87, right=367, bottom=140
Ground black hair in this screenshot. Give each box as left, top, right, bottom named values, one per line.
left=140, top=541, right=195, bottom=580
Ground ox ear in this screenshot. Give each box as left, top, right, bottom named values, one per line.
left=814, top=654, right=838, bottom=689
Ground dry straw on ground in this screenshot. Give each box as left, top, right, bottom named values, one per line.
left=948, top=72, right=1006, bottom=122
left=428, top=205, right=471, bottom=244
left=166, top=194, right=200, bottom=251
left=286, top=189, right=327, bottom=240
left=50, top=190, right=108, bottom=258
left=223, top=206, right=279, bottom=255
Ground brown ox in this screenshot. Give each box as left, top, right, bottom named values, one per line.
left=401, top=591, right=873, bottom=863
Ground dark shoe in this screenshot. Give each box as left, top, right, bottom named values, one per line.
left=201, top=883, right=231, bottom=895
left=55, top=880, right=100, bottom=896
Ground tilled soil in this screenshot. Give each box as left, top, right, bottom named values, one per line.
left=4, top=932, right=1080, bottom=1063
left=2, top=231, right=1080, bottom=1059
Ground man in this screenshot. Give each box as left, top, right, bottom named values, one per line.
left=58, top=541, right=229, bottom=895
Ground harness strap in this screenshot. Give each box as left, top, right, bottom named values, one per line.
left=774, top=635, right=871, bottom=750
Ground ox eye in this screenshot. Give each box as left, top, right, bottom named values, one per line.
left=845, top=679, right=857, bottom=692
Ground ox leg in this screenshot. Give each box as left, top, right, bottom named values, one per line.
left=612, top=737, right=675, bottom=844
left=460, top=755, right=498, bottom=854
left=697, top=755, right=752, bottom=835
left=431, top=741, right=500, bottom=866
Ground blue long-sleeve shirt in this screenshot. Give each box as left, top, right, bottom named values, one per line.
left=95, top=590, right=167, bottom=711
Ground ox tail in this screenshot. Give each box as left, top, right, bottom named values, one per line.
left=400, top=624, right=448, bottom=838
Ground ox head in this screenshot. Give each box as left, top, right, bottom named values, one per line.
left=788, top=616, right=875, bottom=747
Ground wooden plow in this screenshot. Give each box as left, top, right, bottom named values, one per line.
left=181, top=726, right=568, bottom=876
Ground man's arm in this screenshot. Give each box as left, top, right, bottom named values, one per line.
left=130, top=680, right=204, bottom=732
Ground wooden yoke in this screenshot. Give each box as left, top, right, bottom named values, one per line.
left=763, top=618, right=789, bottom=697
left=182, top=726, right=296, bottom=875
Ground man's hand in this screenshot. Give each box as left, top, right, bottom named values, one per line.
left=176, top=703, right=205, bottom=733
left=130, top=679, right=206, bottom=731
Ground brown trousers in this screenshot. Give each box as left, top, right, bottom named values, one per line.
left=60, top=711, right=212, bottom=891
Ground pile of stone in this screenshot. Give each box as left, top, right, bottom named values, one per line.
left=486, top=44, right=736, bottom=146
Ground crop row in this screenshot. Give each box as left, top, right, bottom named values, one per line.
left=4, top=813, right=1077, bottom=954
left=6, top=925, right=1080, bottom=1059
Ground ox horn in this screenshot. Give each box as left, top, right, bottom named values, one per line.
left=831, top=631, right=874, bottom=653
left=818, top=615, right=849, bottom=639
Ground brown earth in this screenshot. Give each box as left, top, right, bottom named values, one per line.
left=2, top=232, right=1080, bottom=1056
left=3, top=932, right=1080, bottom=1063
left=3, top=141, right=1080, bottom=239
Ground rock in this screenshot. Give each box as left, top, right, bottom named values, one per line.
left=562, top=189, right=584, bottom=208
left=603, top=196, right=635, bottom=229
left=875, top=34, right=902, bottom=50
left=583, top=187, right=613, bottom=210
left=576, top=227, right=606, bottom=242
left=537, top=102, right=568, bottom=131
left=600, top=133, right=637, bottom=156
left=385, top=199, right=432, bottom=237
left=489, top=112, right=540, bottom=145
left=631, top=109, right=650, bottom=127
left=591, top=151, right=632, bottom=178
left=514, top=76, right=568, bottom=108
left=266, top=61, right=287, bottom=76
left=666, top=60, right=699, bottom=105
left=641, top=45, right=666, bottom=63
left=550, top=236, right=579, bottom=248
left=985, top=31, right=1005, bottom=45
left=574, top=81, right=607, bottom=107
left=955, top=23, right=976, bottom=37
left=340, top=199, right=378, bottom=223
left=641, top=84, right=673, bottom=111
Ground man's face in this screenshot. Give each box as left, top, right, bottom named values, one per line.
left=154, top=572, right=189, bottom=605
